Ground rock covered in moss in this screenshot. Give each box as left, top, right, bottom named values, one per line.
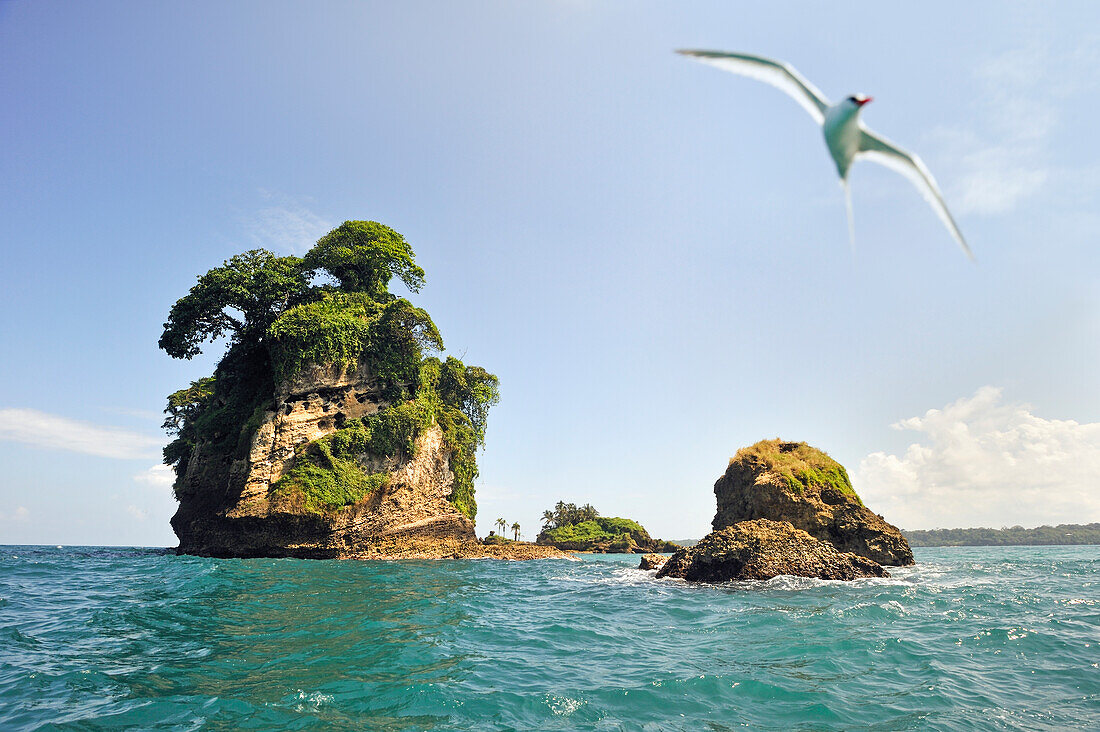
left=656, top=519, right=888, bottom=582
left=638, top=553, right=668, bottom=571
left=712, top=440, right=913, bottom=566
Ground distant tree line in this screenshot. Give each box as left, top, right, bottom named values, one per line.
left=904, top=523, right=1100, bottom=547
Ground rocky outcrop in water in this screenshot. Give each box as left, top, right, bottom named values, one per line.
left=654, top=439, right=914, bottom=583
left=656, top=519, right=888, bottom=582
left=712, top=440, right=913, bottom=566
left=638, top=553, right=668, bottom=571
left=160, top=221, right=544, bottom=560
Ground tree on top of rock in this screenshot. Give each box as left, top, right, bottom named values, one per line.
left=158, top=250, right=312, bottom=359
left=159, top=221, right=428, bottom=362
left=303, top=220, right=425, bottom=300
left=158, top=220, right=499, bottom=521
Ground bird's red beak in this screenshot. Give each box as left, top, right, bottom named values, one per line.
left=857, top=96, right=873, bottom=107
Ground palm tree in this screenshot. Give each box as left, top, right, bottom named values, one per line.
left=511, top=522, right=521, bottom=541
left=541, top=510, right=555, bottom=529
left=496, top=517, right=507, bottom=537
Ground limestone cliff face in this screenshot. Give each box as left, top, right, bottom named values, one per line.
left=171, top=361, right=475, bottom=558
left=712, top=440, right=914, bottom=566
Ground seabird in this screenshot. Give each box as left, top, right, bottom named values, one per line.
left=677, top=49, right=972, bottom=259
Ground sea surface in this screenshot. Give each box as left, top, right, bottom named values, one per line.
left=1, top=545, right=1097, bottom=731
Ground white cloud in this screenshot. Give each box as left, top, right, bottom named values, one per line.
left=932, top=130, right=1049, bottom=216
left=0, top=506, right=30, bottom=522
left=125, top=505, right=149, bottom=521
left=0, top=408, right=162, bottom=460
left=244, top=193, right=332, bottom=254
left=934, top=40, right=1098, bottom=216
left=134, top=464, right=175, bottom=489
left=855, top=387, right=1100, bottom=529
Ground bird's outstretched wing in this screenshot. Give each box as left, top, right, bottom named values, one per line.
left=676, top=50, right=830, bottom=125
left=857, top=128, right=973, bottom=260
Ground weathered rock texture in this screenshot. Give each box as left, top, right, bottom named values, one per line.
left=639, top=553, right=668, bottom=571
left=172, top=362, right=484, bottom=558
left=656, top=519, right=888, bottom=582
left=712, top=440, right=914, bottom=566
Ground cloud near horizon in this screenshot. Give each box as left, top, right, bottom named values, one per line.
left=854, top=387, right=1100, bottom=530
left=0, top=408, right=163, bottom=460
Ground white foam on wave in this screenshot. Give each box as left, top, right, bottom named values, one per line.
left=549, top=558, right=991, bottom=597
left=544, top=693, right=586, bottom=716
left=550, top=564, right=665, bottom=587
left=831, top=598, right=910, bottom=618
left=290, top=690, right=334, bottom=712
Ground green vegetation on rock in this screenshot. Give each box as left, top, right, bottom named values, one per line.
left=272, top=434, right=390, bottom=513
left=265, top=292, right=377, bottom=383
left=268, top=353, right=495, bottom=517
left=163, top=345, right=276, bottom=497
left=732, top=439, right=862, bottom=505
left=159, top=220, right=498, bottom=518
left=540, top=518, right=651, bottom=552
left=536, top=501, right=676, bottom=553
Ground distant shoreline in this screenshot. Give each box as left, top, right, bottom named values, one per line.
left=903, top=523, right=1100, bottom=547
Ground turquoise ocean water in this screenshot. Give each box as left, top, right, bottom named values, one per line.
left=1, top=545, right=1097, bottom=730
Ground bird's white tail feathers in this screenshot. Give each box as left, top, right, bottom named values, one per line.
left=842, top=180, right=856, bottom=258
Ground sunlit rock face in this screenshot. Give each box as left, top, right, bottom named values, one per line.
left=170, top=360, right=475, bottom=559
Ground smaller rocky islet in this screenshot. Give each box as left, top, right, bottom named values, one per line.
left=643, top=439, right=913, bottom=582
left=656, top=519, right=888, bottom=581
left=712, top=439, right=913, bottom=566
left=536, top=508, right=680, bottom=554
left=638, top=553, right=668, bottom=571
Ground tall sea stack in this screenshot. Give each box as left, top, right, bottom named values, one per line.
left=160, top=221, right=560, bottom=559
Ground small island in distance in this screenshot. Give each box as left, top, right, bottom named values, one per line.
left=904, top=523, right=1100, bottom=547
left=535, top=501, right=680, bottom=553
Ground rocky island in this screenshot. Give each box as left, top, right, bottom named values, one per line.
left=536, top=501, right=680, bottom=553
left=654, top=440, right=913, bottom=582
left=161, top=220, right=567, bottom=560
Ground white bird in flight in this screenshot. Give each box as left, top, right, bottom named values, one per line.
left=677, top=49, right=972, bottom=260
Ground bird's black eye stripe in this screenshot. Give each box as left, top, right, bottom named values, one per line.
left=847, top=95, right=858, bottom=103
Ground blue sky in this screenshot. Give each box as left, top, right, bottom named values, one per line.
left=2, top=1, right=1099, bottom=546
